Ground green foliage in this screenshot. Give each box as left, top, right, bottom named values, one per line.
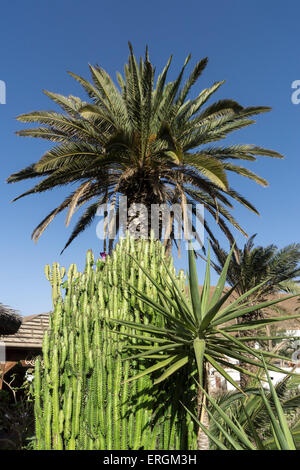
left=32, top=237, right=300, bottom=450
left=108, top=241, right=300, bottom=449
left=210, top=235, right=300, bottom=386
left=44, top=263, right=66, bottom=306
left=211, top=234, right=300, bottom=301
left=110, top=243, right=300, bottom=388
left=33, top=235, right=196, bottom=450
left=0, top=376, right=35, bottom=450
left=186, top=363, right=299, bottom=450
left=208, top=375, right=300, bottom=450
left=7, top=45, right=283, bottom=252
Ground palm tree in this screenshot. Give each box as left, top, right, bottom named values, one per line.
left=7, top=44, right=282, bottom=253
left=210, top=235, right=300, bottom=386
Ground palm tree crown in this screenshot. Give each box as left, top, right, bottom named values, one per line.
left=7, top=44, right=283, bottom=253
left=211, top=235, right=300, bottom=301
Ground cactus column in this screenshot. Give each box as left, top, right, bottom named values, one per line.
left=34, top=234, right=196, bottom=450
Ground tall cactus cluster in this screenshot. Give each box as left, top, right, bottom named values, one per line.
left=33, top=235, right=197, bottom=450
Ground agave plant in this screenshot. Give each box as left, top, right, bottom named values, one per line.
left=7, top=44, right=283, bottom=253
left=185, top=361, right=299, bottom=450
left=109, top=242, right=300, bottom=449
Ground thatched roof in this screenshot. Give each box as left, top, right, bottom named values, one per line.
left=0, top=303, right=22, bottom=335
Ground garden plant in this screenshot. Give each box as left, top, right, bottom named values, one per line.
left=32, top=235, right=300, bottom=450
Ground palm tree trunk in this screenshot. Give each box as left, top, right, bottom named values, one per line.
left=126, top=191, right=157, bottom=240
left=237, top=309, right=260, bottom=388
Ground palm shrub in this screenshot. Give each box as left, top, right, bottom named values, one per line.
left=7, top=44, right=283, bottom=253
left=211, top=235, right=300, bottom=304
left=207, top=375, right=300, bottom=449
left=33, top=235, right=197, bottom=450
left=186, top=362, right=300, bottom=450
left=109, top=242, right=300, bottom=450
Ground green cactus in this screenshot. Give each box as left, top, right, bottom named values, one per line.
left=33, top=234, right=196, bottom=450
left=45, top=263, right=65, bottom=306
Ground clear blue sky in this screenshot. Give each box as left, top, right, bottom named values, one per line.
left=1, top=0, right=299, bottom=316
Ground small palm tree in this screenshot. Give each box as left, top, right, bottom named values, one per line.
left=207, top=374, right=300, bottom=450
left=211, top=235, right=300, bottom=299
left=210, top=235, right=300, bottom=386
left=109, top=243, right=299, bottom=449
left=186, top=363, right=299, bottom=450
left=7, top=44, right=282, bottom=253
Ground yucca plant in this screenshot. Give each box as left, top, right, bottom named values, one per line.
left=109, top=242, right=300, bottom=449
left=185, top=361, right=299, bottom=450
left=7, top=44, right=283, bottom=253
